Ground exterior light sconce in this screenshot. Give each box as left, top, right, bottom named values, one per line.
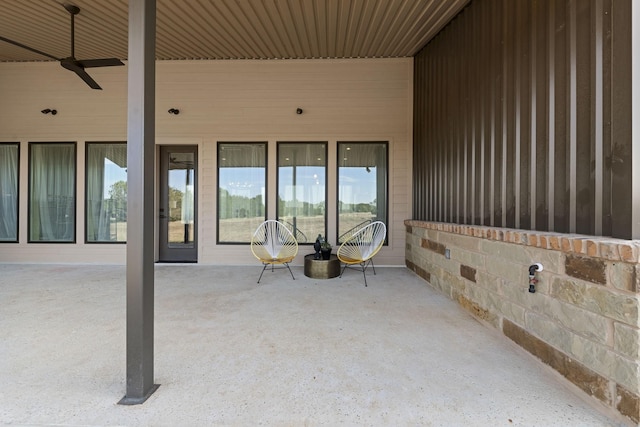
left=168, top=108, right=180, bottom=115
left=41, top=108, right=57, bottom=115
left=296, top=108, right=303, bottom=114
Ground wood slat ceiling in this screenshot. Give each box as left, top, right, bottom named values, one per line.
left=0, top=0, right=468, bottom=62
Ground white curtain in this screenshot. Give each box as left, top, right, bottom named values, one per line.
left=29, top=143, right=75, bottom=242
left=277, top=142, right=327, bottom=241
left=0, top=144, right=18, bottom=241
left=218, top=143, right=266, bottom=243
left=86, top=143, right=127, bottom=242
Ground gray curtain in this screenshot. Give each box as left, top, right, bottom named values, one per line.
left=29, top=143, right=75, bottom=242
left=0, top=144, right=18, bottom=241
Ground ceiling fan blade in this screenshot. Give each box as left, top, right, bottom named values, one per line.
left=60, top=59, right=101, bottom=89
left=3, top=3, right=117, bottom=91
left=78, top=58, right=124, bottom=68
left=0, top=35, right=61, bottom=61
left=74, top=68, right=102, bottom=90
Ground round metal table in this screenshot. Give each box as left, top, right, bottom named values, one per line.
left=303, top=254, right=340, bottom=279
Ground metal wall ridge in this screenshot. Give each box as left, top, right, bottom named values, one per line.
left=413, top=0, right=635, bottom=239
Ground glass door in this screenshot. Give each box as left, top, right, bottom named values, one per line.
left=159, top=146, right=197, bottom=262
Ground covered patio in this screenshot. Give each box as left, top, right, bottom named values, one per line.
left=0, top=1, right=639, bottom=423
left=0, top=263, right=629, bottom=426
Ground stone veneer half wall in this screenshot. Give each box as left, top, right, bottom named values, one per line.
left=405, top=220, right=640, bottom=424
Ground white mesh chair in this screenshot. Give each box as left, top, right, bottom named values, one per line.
left=250, top=220, right=299, bottom=283
left=336, top=221, right=386, bottom=286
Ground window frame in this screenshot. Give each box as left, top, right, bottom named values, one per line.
left=85, top=141, right=128, bottom=244
left=0, top=142, right=20, bottom=243
left=28, top=141, right=77, bottom=243
left=336, top=141, right=389, bottom=245
left=276, top=141, right=328, bottom=245
left=216, top=141, right=268, bottom=245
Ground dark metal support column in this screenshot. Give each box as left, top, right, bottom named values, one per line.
left=119, top=0, right=158, bottom=405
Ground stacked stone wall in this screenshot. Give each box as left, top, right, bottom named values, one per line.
left=405, top=220, right=639, bottom=424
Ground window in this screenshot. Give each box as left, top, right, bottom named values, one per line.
left=337, top=142, right=388, bottom=243
left=0, top=143, right=19, bottom=242
left=86, top=142, right=127, bottom=242
left=277, top=142, right=327, bottom=243
left=218, top=142, right=266, bottom=243
left=29, top=142, right=76, bottom=242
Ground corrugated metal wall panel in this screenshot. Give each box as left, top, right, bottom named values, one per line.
left=610, top=0, right=634, bottom=239
left=413, top=0, right=635, bottom=239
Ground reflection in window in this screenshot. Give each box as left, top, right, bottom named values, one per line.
left=338, top=142, right=388, bottom=243
left=29, top=143, right=76, bottom=242
left=278, top=142, right=326, bottom=243
left=168, top=152, right=196, bottom=247
left=218, top=143, right=266, bottom=243
left=0, top=143, right=19, bottom=242
left=86, top=142, right=127, bottom=242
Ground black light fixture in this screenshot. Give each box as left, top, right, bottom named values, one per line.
left=168, top=108, right=180, bottom=115
left=41, top=108, right=57, bottom=115
left=296, top=108, right=303, bottom=114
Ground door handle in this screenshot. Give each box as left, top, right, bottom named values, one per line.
left=159, top=215, right=167, bottom=219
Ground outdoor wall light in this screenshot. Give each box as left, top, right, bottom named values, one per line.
left=41, top=108, right=57, bottom=115
left=296, top=108, right=303, bottom=114
left=168, top=108, right=180, bottom=115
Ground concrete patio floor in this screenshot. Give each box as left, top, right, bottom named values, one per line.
left=0, top=263, right=632, bottom=426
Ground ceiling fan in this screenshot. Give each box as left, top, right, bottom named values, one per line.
left=0, top=2, right=124, bottom=90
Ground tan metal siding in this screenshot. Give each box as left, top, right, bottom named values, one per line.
left=0, top=58, right=412, bottom=264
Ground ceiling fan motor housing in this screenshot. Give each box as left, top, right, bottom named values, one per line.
left=63, top=3, right=80, bottom=15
